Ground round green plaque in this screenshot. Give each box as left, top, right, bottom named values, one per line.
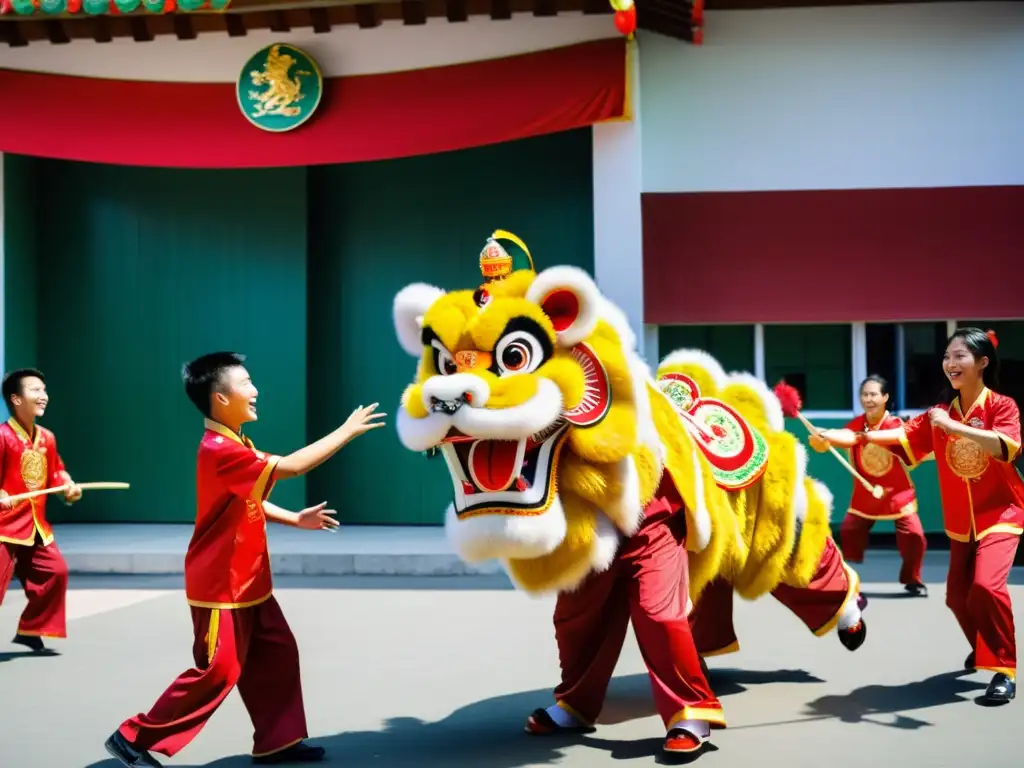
left=237, top=43, right=323, bottom=133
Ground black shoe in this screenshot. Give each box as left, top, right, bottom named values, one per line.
left=984, top=673, right=1016, bottom=704
left=904, top=583, right=928, bottom=597
left=838, top=619, right=867, bottom=651
left=253, top=741, right=326, bottom=764
left=12, top=633, right=45, bottom=652
left=965, top=651, right=976, bottom=670
left=104, top=731, right=162, bottom=767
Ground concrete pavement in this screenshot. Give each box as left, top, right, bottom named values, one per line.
left=1, top=552, right=1022, bottom=767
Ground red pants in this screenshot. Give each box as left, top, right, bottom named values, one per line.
left=690, top=538, right=857, bottom=655
left=0, top=535, right=69, bottom=638
left=839, top=511, right=926, bottom=585
left=119, top=596, right=308, bottom=758
left=946, top=532, right=1019, bottom=675
left=551, top=502, right=723, bottom=730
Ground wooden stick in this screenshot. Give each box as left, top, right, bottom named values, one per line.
left=1, top=482, right=130, bottom=506
left=794, top=413, right=885, bottom=499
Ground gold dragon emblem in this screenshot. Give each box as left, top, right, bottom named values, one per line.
left=20, top=449, right=48, bottom=491
left=248, top=44, right=312, bottom=120
left=946, top=434, right=988, bottom=480
left=859, top=442, right=894, bottom=478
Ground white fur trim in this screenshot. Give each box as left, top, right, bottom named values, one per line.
left=809, top=479, right=835, bottom=523
left=657, top=348, right=728, bottom=391
left=420, top=373, right=492, bottom=413
left=792, top=442, right=810, bottom=526
left=604, top=456, right=644, bottom=536
left=589, top=512, right=623, bottom=574
left=525, top=266, right=601, bottom=348
left=837, top=563, right=862, bottom=631
left=394, top=283, right=445, bottom=357
left=445, top=497, right=567, bottom=563
left=451, top=378, right=563, bottom=441
left=396, top=407, right=453, bottom=452
left=723, top=372, right=786, bottom=432
left=684, top=426, right=712, bottom=552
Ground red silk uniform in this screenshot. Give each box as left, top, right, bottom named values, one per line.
left=892, top=389, right=1024, bottom=675
left=119, top=419, right=309, bottom=758
left=550, top=476, right=724, bottom=732
left=0, top=418, right=72, bottom=639
left=838, top=411, right=926, bottom=584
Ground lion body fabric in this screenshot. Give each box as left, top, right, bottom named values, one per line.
left=392, top=261, right=845, bottom=614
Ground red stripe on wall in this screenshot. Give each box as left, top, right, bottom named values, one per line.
left=643, top=186, right=1024, bottom=325
left=0, top=40, right=625, bottom=169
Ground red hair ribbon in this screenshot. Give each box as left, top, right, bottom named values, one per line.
left=986, top=329, right=999, bottom=349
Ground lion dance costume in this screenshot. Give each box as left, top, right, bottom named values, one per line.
left=391, top=232, right=866, bottom=758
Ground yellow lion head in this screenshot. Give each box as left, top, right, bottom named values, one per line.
left=392, top=233, right=663, bottom=594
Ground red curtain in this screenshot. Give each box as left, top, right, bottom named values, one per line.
left=0, top=39, right=625, bottom=168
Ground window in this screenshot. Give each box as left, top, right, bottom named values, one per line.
left=865, top=322, right=948, bottom=411
left=957, top=320, right=1024, bottom=410
left=658, top=325, right=755, bottom=374
left=764, top=324, right=852, bottom=411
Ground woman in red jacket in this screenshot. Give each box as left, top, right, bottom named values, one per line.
left=862, top=328, right=1023, bottom=704
left=810, top=375, right=927, bottom=597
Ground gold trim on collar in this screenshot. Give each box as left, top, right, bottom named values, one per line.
left=7, top=417, right=40, bottom=447
left=203, top=418, right=245, bottom=445
left=951, top=387, right=989, bottom=420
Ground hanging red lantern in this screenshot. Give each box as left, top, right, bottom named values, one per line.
left=613, top=5, right=636, bottom=36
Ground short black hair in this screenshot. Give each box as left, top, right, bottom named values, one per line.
left=182, top=352, right=247, bottom=418
left=2, top=368, right=45, bottom=411
left=860, top=374, right=891, bottom=398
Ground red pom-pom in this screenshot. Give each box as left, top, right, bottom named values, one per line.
left=773, top=380, right=803, bottom=418
left=986, top=329, right=999, bottom=349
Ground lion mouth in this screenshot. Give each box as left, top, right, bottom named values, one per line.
left=440, top=421, right=568, bottom=517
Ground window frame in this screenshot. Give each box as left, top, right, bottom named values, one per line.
left=755, top=319, right=961, bottom=420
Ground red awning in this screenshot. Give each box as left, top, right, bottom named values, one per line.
left=0, top=39, right=625, bottom=168
left=642, top=185, right=1024, bottom=325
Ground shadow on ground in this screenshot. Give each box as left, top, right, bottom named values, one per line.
left=80, top=668, right=841, bottom=768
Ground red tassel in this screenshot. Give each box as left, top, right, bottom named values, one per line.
left=773, top=380, right=803, bottom=419
left=986, top=329, right=999, bottom=349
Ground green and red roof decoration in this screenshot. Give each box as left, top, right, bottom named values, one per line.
left=0, top=0, right=228, bottom=13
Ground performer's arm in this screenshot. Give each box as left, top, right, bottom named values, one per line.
left=275, top=403, right=386, bottom=480
left=264, top=500, right=339, bottom=531
left=863, top=412, right=931, bottom=468
left=47, top=435, right=82, bottom=504
left=811, top=428, right=861, bottom=450
left=932, top=401, right=1021, bottom=461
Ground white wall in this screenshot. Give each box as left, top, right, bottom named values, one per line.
left=639, top=2, right=1024, bottom=192
left=0, top=13, right=614, bottom=81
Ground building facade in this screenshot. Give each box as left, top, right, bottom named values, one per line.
left=0, top=1, right=1021, bottom=533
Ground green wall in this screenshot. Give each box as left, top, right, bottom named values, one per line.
left=306, top=130, right=596, bottom=524
left=5, top=160, right=309, bottom=522
left=2, top=129, right=595, bottom=525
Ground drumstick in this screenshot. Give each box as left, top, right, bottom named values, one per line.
left=772, top=382, right=885, bottom=499
left=1, top=482, right=130, bottom=506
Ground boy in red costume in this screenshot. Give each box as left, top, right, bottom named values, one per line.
left=105, top=352, right=385, bottom=766
left=0, top=367, right=82, bottom=653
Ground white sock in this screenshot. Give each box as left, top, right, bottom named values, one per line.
left=546, top=703, right=581, bottom=728
left=668, top=719, right=710, bottom=739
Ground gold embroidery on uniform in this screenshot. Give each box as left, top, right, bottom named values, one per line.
left=859, top=443, right=894, bottom=478
left=245, top=499, right=261, bottom=523
left=946, top=435, right=987, bottom=480
left=20, top=449, right=48, bottom=491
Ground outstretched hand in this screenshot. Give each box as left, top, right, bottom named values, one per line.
left=343, top=403, right=387, bottom=440
left=296, top=502, right=339, bottom=532
left=928, top=407, right=955, bottom=433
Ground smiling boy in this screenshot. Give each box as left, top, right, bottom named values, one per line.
left=0, top=367, right=82, bottom=653
left=105, top=352, right=385, bottom=767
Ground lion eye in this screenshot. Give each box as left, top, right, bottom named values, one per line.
left=495, top=331, right=545, bottom=376
left=431, top=342, right=458, bottom=376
